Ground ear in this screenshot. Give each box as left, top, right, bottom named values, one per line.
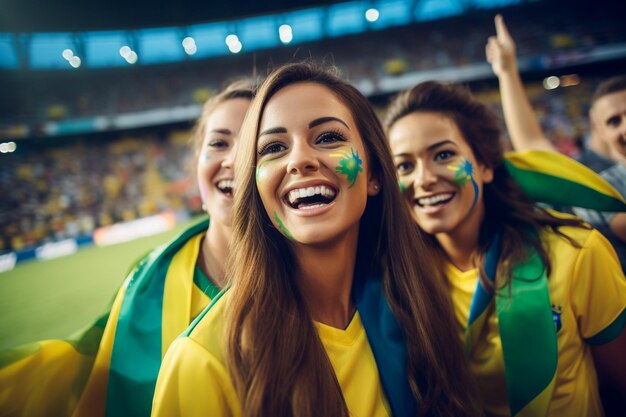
left=367, top=175, right=381, bottom=196
left=480, top=164, right=494, bottom=184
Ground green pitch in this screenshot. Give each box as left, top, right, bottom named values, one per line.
left=0, top=217, right=204, bottom=350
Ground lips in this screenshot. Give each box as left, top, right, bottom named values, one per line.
left=284, top=184, right=338, bottom=210
left=415, top=192, right=454, bottom=207
left=216, top=179, right=234, bottom=196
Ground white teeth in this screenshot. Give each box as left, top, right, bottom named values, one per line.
left=287, top=185, right=336, bottom=205
left=417, top=193, right=453, bottom=206
left=217, top=180, right=234, bottom=190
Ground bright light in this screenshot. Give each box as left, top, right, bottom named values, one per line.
left=0, top=142, right=16, bottom=153
left=126, top=51, right=138, bottom=64
left=184, top=44, right=197, bottom=55
left=182, top=37, right=195, bottom=49
left=365, top=8, right=380, bottom=22
left=228, top=41, right=242, bottom=53
left=279, top=24, right=293, bottom=44
left=119, top=46, right=132, bottom=58
left=62, top=49, right=74, bottom=60
left=225, top=34, right=239, bottom=47
left=69, top=56, right=82, bottom=68
left=543, top=76, right=560, bottom=90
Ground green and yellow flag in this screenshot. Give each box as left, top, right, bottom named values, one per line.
left=0, top=218, right=217, bottom=417
left=504, top=150, right=626, bottom=212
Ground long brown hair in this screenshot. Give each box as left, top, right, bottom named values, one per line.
left=384, top=80, right=588, bottom=289
left=225, top=62, right=480, bottom=417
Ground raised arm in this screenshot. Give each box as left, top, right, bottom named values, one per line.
left=486, top=15, right=556, bottom=152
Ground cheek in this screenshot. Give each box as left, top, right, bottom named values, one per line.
left=255, top=161, right=281, bottom=206
left=329, top=146, right=365, bottom=189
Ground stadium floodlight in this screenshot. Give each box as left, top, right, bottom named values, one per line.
left=69, top=56, right=81, bottom=68
left=228, top=41, right=242, bottom=53
left=365, top=8, right=380, bottom=22
left=119, top=45, right=132, bottom=58
left=182, top=37, right=195, bottom=49
left=225, top=34, right=239, bottom=47
left=543, top=76, right=560, bottom=90
left=279, top=24, right=293, bottom=44
left=126, top=51, right=138, bottom=64
left=62, top=49, right=74, bottom=60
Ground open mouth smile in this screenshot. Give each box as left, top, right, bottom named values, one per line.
left=285, top=184, right=337, bottom=210
left=415, top=192, right=454, bottom=207
left=217, top=179, right=234, bottom=197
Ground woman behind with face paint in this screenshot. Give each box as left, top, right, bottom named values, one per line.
left=152, top=63, right=480, bottom=417
left=385, top=81, right=626, bottom=417
left=66, top=81, right=255, bottom=417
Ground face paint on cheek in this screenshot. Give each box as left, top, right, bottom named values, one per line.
left=330, top=147, right=363, bottom=189
left=399, top=181, right=406, bottom=194
left=274, top=211, right=294, bottom=240
left=447, top=157, right=479, bottom=210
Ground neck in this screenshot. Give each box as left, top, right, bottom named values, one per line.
left=291, top=226, right=359, bottom=329
left=198, top=221, right=231, bottom=288
left=435, top=205, right=484, bottom=272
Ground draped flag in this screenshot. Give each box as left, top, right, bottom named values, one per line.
left=504, top=150, right=626, bottom=212
left=0, top=217, right=215, bottom=417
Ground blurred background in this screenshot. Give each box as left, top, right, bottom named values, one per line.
left=1, top=0, right=625, bottom=348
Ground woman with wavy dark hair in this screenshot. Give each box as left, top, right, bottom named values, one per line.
left=152, top=63, right=480, bottom=417
left=385, top=80, right=626, bottom=417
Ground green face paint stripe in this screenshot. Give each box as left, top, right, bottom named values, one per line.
left=331, top=147, right=363, bottom=188
left=274, top=211, right=294, bottom=240
left=399, top=181, right=406, bottom=193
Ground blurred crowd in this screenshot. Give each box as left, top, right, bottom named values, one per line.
left=3, top=1, right=625, bottom=126
left=0, top=131, right=201, bottom=253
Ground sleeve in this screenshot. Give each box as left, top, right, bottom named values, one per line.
left=569, top=230, right=626, bottom=345
left=151, top=337, right=241, bottom=417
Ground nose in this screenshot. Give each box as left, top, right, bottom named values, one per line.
left=286, top=141, right=319, bottom=175
left=415, top=160, right=437, bottom=189
left=222, top=142, right=237, bottom=169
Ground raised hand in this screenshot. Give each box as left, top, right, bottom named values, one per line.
left=485, top=14, right=517, bottom=77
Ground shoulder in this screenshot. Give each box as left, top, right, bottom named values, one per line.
left=184, top=290, right=229, bottom=364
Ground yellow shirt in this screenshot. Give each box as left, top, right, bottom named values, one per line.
left=448, top=227, right=626, bottom=417
left=152, top=293, right=391, bottom=417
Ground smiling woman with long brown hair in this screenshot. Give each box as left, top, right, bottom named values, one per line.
left=152, top=62, right=480, bottom=417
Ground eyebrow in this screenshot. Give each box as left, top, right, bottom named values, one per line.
left=309, top=116, right=350, bottom=130
left=258, top=116, right=350, bottom=137
left=427, top=139, right=455, bottom=151
left=209, top=128, right=232, bottom=135
left=392, top=140, right=455, bottom=158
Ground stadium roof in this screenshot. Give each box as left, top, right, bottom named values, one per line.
left=0, top=0, right=340, bottom=32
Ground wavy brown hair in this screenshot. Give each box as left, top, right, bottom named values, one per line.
left=384, top=80, right=589, bottom=289
left=224, top=62, right=481, bottom=417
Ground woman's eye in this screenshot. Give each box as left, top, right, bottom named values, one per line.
left=208, top=139, right=228, bottom=149
left=396, top=162, right=413, bottom=174
left=258, top=142, right=286, bottom=156
left=434, top=150, right=455, bottom=161
left=316, top=131, right=346, bottom=145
